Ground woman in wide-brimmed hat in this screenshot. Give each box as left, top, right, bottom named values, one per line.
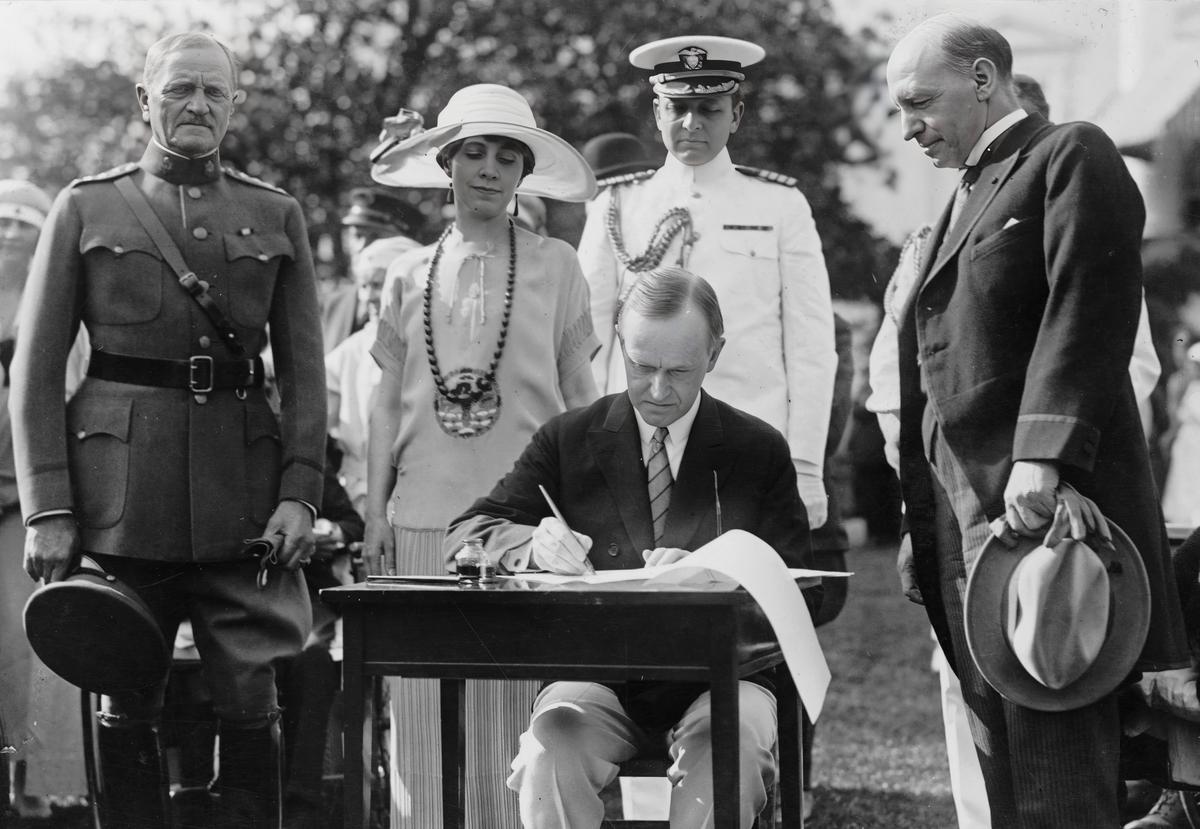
left=359, top=84, right=598, bottom=829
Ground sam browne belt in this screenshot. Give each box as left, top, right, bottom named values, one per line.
left=87, top=350, right=264, bottom=394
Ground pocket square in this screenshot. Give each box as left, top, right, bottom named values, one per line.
left=1003, top=217, right=1022, bottom=229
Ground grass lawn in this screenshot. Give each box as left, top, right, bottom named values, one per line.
left=806, top=539, right=959, bottom=827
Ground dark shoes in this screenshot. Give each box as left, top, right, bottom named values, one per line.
left=1124, top=789, right=1200, bottom=829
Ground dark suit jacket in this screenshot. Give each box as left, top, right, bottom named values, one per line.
left=447, top=390, right=815, bottom=730
left=897, top=112, right=1188, bottom=672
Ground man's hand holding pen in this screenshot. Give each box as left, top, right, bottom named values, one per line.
left=530, top=516, right=594, bottom=575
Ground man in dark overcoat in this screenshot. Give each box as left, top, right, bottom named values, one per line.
left=887, top=14, right=1193, bottom=828
left=11, top=31, right=325, bottom=828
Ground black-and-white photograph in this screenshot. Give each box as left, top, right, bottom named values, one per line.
left=1, top=1, right=1198, bottom=827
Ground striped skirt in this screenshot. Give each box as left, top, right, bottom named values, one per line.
left=387, top=527, right=533, bottom=829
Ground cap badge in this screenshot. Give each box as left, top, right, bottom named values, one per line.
left=678, top=46, right=706, bottom=71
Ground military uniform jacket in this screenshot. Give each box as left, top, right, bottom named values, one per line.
left=11, top=143, right=326, bottom=562
left=578, top=149, right=836, bottom=480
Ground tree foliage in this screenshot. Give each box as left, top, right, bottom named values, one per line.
left=0, top=0, right=895, bottom=299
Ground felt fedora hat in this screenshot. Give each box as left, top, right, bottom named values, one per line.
left=24, top=556, right=169, bottom=694
left=965, top=518, right=1150, bottom=712
left=581, top=132, right=658, bottom=183
left=370, top=83, right=596, bottom=202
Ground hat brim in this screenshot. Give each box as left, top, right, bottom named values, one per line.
left=24, top=566, right=169, bottom=693
left=596, top=159, right=660, bottom=182
left=371, top=122, right=597, bottom=203
left=964, top=518, right=1150, bottom=712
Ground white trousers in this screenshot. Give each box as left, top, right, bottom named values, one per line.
left=932, top=637, right=991, bottom=829
left=507, top=680, right=777, bottom=829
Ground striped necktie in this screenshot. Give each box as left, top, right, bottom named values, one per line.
left=647, top=426, right=673, bottom=546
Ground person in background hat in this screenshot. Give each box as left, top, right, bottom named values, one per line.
left=0, top=179, right=87, bottom=821
left=581, top=131, right=660, bottom=191
left=886, top=15, right=1191, bottom=826
left=321, top=186, right=423, bottom=353
left=364, top=82, right=599, bottom=828
left=11, top=31, right=326, bottom=828
left=577, top=34, right=837, bottom=534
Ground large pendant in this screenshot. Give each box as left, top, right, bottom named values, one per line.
left=434, top=367, right=501, bottom=438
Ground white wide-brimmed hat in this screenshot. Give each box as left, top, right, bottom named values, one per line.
left=370, top=84, right=596, bottom=203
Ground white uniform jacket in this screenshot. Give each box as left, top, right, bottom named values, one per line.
left=578, top=148, right=836, bottom=487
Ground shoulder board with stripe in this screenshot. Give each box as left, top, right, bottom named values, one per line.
left=734, top=165, right=798, bottom=188
left=70, top=162, right=139, bottom=187
left=598, top=169, right=657, bottom=190
left=224, top=167, right=288, bottom=195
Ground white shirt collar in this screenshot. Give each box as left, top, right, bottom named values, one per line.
left=632, top=391, right=703, bottom=473
left=658, top=148, right=736, bottom=189
left=963, top=108, right=1027, bottom=168
left=152, top=138, right=218, bottom=162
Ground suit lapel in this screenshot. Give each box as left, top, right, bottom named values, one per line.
left=920, top=114, right=1048, bottom=295
left=590, top=394, right=655, bottom=552
left=662, top=392, right=733, bottom=550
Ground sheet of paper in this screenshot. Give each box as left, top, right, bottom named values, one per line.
left=506, top=530, right=841, bottom=720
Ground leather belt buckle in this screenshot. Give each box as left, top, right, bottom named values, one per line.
left=189, top=355, right=214, bottom=394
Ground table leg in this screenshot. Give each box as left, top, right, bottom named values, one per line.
left=777, top=666, right=803, bottom=828
left=711, top=645, right=741, bottom=828
left=441, top=678, right=466, bottom=829
left=342, top=612, right=370, bottom=829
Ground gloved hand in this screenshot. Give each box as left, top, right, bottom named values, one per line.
left=795, top=471, right=828, bottom=530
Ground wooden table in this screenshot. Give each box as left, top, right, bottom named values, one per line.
left=322, top=578, right=804, bottom=829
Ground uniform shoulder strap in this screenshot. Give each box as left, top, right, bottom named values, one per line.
left=70, top=162, right=139, bottom=189
left=597, top=169, right=657, bottom=190
left=734, top=165, right=799, bottom=188
left=224, top=166, right=288, bottom=195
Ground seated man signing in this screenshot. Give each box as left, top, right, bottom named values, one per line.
left=445, top=266, right=817, bottom=829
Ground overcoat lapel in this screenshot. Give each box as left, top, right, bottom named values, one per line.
left=591, top=394, right=655, bottom=552
left=918, top=114, right=1049, bottom=297
left=662, top=392, right=734, bottom=550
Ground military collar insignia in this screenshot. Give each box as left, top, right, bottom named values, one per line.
left=140, top=142, right=222, bottom=186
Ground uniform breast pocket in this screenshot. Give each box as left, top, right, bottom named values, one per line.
left=79, top=225, right=164, bottom=324
left=223, top=232, right=293, bottom=327
left=718, top=227, right=779, bottom=263
left=66, top=396, right=133, bottom=529
left=718, top=226, right=779, bottom=300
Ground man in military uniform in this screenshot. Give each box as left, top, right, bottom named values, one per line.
left=11, top=32, right=326, bottom=828
left=578, top=35, right=837, bottom=530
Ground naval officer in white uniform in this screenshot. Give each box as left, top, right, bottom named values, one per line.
left=578, top=35, right=837, bottom=527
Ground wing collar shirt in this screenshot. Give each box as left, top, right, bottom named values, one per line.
left=963, top=108, right=1027, bottom=169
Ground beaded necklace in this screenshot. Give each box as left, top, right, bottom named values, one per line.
left=422, top=219, right=517, bottom=438
left=604, top=186, right=695, bottom=273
